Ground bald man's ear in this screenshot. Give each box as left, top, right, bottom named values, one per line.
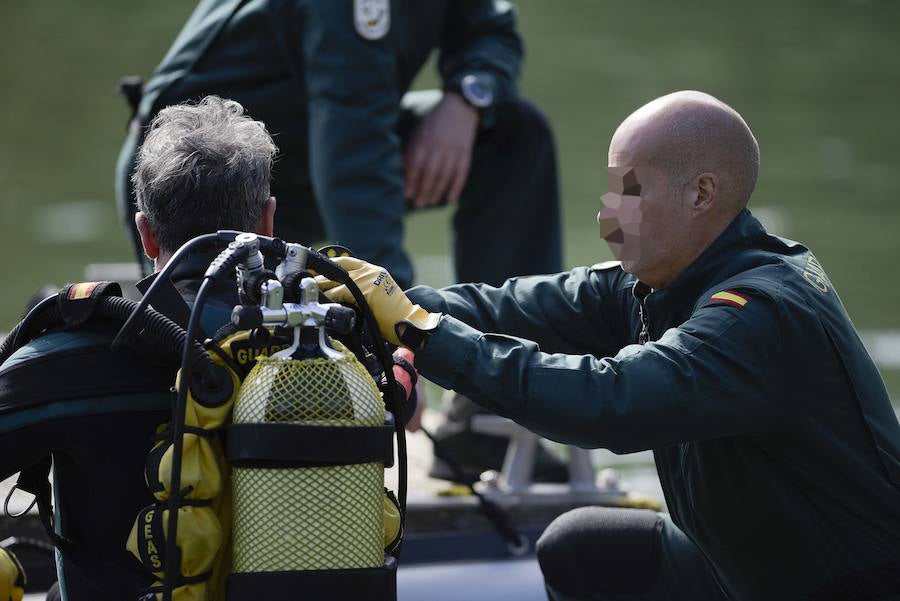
left=690, top=173, right=719, bottom=215
left=256, top=196, right=276, bottom=237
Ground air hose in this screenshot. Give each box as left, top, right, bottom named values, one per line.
left=306, top=249, right=409, bottom=522
left=419, top=427, right=528, bottom=556
left=0, top=294, right=218, bottom=386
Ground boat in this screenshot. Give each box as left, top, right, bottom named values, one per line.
left=7, top=415, right=661, bottom=601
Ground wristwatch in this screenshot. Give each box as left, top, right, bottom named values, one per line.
left=447, top=73, right=495, bottom=109
left=459, top=74, right=494, bottom=109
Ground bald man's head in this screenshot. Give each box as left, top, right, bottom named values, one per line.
left=598, top=91, right=761, bottom=288
left=611, top=91, right=760, bottom=210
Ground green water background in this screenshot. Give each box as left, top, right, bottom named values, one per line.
left=1, top=0, right=898, bottom=396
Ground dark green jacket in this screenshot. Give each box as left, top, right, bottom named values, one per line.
left=409, top=209, right=900, bottom=600
left=139, top=0, right=522, bottom=233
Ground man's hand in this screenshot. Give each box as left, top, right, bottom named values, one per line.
left=404, top=92, right=478, bottom=207
left=392, top=348, right=424, bottom=432
left=317, top=256, right=440, bottom=346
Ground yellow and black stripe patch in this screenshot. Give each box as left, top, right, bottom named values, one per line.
left=708, top=290, right=749, bottom=309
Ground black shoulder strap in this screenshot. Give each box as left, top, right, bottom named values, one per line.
left=17, top=458, right=69, bottom=551
left=15, top=458, right=152, bottom=584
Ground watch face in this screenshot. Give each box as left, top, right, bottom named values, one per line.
left=461, top=74, right=493, bottom=108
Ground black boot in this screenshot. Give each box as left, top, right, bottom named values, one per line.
left=427, top=392, right=569, bottom=484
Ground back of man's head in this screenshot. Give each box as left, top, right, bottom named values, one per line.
left=133, top=96, right=277, bottom=254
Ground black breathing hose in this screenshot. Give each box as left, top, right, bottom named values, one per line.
left=161, top=277, right=217, bottom=601
left=1, top=231, right=231, bottom=363
left=309, top=248, right=521, bottom=556
left=0, top=295, right=216, bottom=378
left=307, top=250, right=409, bottom=544
left=113, top=230, right=288, bottom=352
left=112, top=232, right=238, bottom=351
left=161, top=237, right=261, bottom=601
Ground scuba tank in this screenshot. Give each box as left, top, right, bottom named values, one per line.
left=225, top=240, right=400, bottom=598
left=228, top=278, right=390, bottom=573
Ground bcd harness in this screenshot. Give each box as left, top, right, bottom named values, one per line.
left=1, top=232, right=409, bottom=601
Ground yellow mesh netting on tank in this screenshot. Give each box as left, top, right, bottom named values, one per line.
left=231, top=345, right=385, bottom=573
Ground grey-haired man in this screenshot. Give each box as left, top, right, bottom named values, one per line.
left=0, top=96, right=277, bottom=601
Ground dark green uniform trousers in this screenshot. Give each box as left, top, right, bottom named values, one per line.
left=537, top=508, right=727, bottom=601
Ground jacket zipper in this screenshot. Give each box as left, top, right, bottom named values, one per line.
left=638, top=301, right=651, bottom=344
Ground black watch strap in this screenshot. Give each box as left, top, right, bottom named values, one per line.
left=395, top=321, right=435, bottom=351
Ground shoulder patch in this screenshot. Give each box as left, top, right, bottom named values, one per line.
left=707, top=289, right=750, bottom=309
left=590, top=260, right=622, bottom=272
left=801, top=254, right=830, bottom=293
left=354, top=0, right=390, bottom=41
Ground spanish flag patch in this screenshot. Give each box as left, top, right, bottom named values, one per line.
left=68, top=282, right=102, bottom=300
left=709, top=290, right=749, bottom=309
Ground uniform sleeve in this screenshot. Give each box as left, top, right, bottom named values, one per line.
left=438, top=0, right=523, bottom=105
left=416, top=290, right=783, bottom=453
left=301, top=1, right=405, bottom=238
left=407, top=267, right=630, bottom=356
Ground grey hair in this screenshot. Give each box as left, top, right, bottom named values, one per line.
left=132, top=96, right=278, bottom=253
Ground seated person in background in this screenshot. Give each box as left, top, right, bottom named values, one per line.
left=116, top=0, right=566, bottom=481
left=318, top=90, right=900, bottom=600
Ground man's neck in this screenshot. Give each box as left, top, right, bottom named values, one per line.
left=154, top=252, right=172, bottom=271
left=643, top=213, right=738, bottom=290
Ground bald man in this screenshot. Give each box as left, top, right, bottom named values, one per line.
left=318, top=91, right=900, bottom=600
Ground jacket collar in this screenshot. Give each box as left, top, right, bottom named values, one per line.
left=136, top=250, right=239, bottom=307
left=634, top=209, right=769, bottom=312
left=169, top=250, right=220, bottom=283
